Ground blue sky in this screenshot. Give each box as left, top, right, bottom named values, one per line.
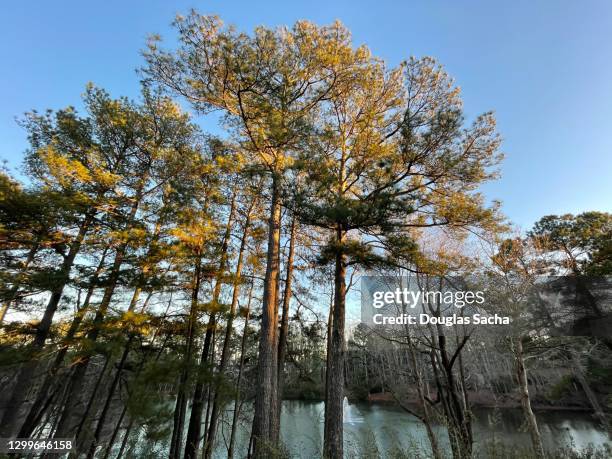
left=1, top=0, right=611, bottom=229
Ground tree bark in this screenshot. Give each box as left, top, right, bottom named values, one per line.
left=86, top=335, right=132, bottom=458
left=324, top=290, right=334, bottom=414
left=116, top=419, right=133, bottom=459
left=54, top=185, right=143, bottom=441
left=277, top=216, right=296, bottom=405
left=169, top=258, right=202, bottom=459
left=85, top=286, right=154, bottom=456
left=183, top=192, right=237, bottom=459
left=204, top=200, right=255, bottom=459
left=73, top=356, right=112, bottom=452
left=252, top=175, right=282, bottom=457
left=52, top=242, right=127, bottom=441
left=228, top=281, right=255, bottom=459
left=101, top=403, right=127, bottom=459
left=515, top=338, right=545, bottom=459
left=323, top=224, right=346, bottom=459
left=571, top=352, right=610, bottom=432
left=182, top=314, right=214, bottom=458
left=0, top=210, right=94, bottom=438
left=17, top=249, right=109, bottom=438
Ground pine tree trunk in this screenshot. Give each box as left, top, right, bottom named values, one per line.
left=86, top=335, right=132, bottom=458
left=36, top=210, right=95, bottom=350
left=183, top=193, right=237, bottom=459
left=169, top=391, right=184, bottom=459
left=323, top=224, right=346, bottom=459
left=0, top=211, right=94, bottom=438
left=204, top=202, right=254, bottom=459
left=252, top=175, right=282, bottom=457
left=104, top=300, right=172, bottom=458
left=228, top=281, right=254, bottom=459
left=85, top=219, right=161, bottom=449
left=169, top=259, right=202, bottom=459
left=182, top=314, right=214, bottom=458
left=85, top=285, right=151, bottom=455
left=53, top=243, right=128, bottom=440
left=18, top=249, right=109, bottom=438
left=116, top=419, right=133, bottom=459
left=277, top=217, right=296, bottom=407
left=324, top=288, right=334, bottom=437
left=54, top=184, right=144, bottom=442
left=101, top=403, right=127, bottom=459
left=73, top=355, right=111, bottom=451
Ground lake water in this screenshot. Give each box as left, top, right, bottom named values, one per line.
left=217, top=400, right=611, bottom=458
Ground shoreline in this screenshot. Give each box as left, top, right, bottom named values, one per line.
left=284, top=393, right=606, bottom=413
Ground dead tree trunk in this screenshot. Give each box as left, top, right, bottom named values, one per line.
left=515, top=338, right=545, bottom=459
left=571, top=351, right=610, bottom=432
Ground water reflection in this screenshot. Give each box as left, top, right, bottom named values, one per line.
left=214, top=400, right=610, bottom=458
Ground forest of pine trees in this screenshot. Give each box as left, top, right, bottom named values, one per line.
left=0, top=11, right=610, bottom=459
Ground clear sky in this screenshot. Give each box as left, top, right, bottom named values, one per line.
left=1, top=0, right=611, bottom=229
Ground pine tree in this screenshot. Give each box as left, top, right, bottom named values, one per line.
left=293, top=56, right=503, bottom=458
left=144, top=15, right=361, bottom=454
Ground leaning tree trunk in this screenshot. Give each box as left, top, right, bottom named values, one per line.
left=86, top=334, right=133, bottom=459
left=73, top=356, right=112, bottom=450
left=116, top=419, right=133, bottom=459
left=101, top=298, right=173, bottom=459
left=571, top=351, right=610, bottom=432
left=18, top=249, right=109, bottom=438
left=56, top=177, right=150, bottom=449
left=0, top=210, right=94, bottom=438
left=54, top=179, right=144, bottom=442
left=53, top=239, right=128, bottom=442
left=86, top=281, right=157, bottom=456
left=101, top=404, right=127, bottom=459
left=252, top=175, right=282, bottom=458
left=323, top=224, right=346, bottom=459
